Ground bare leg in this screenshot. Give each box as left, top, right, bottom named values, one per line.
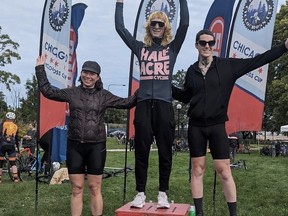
left=213, top=159, right=236, bottom=202
left=190, top=156, right=206, bottom=198
left=87, top=174, right=103, bottom=216
left=69, top=174, right=85, bottom=216
left=11, top=165, right=19, bottom=182
left=0, top=168, right=2, bottom=183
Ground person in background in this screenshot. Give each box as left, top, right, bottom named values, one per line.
left=0, top=112, right=20, bottom=183
left=172, top=29, right=288, bottom=216
left=115, top=0, right=189, bottom=209
left=39, top=128, right=53, bottom=176
left=22, top=123, right=37, bottom=154
left=35, top=55, right=137, bottom=216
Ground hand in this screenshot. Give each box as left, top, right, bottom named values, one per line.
left=36, top=54, right=47, bottom=66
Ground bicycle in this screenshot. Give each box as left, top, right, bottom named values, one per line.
left=17, top=147, right=41, bottom=181
left=229, top=137, right=248, bottom=170
left=102, top=166, right=134, bottom=179
left=172, top=137, right=189, bottom=156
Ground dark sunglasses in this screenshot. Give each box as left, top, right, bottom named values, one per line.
left=150, top=21, right=165, bottom=28
left=197, top=40, right=216, bottom=47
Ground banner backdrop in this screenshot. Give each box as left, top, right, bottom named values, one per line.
left=203, top=0, right=236, bottom=57
left=51, top=3, right=87, bottom=162
left=39, top=0, right=72, bottom=138
left=226, top=0, right=279, bottom=134
left=127, top=0, right=180, bottom=138
left=52, top=117, right=68, bottom=162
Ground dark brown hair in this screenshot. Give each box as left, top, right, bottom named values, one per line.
left=195, top=29, right=215, bottom=43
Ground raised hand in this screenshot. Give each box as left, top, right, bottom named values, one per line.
left=36, top=54, right=47, bottom=66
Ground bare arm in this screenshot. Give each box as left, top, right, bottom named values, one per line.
left=285, top=38, right=288, bottom=49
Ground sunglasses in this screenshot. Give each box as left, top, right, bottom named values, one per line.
left=150, top=21, right=165, bottom=28
left=197, top=40, right=216, bottom=47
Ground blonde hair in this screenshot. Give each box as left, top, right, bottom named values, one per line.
left=144, top=11, right=173, bottom=47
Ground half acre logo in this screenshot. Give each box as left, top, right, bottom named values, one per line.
left=145, top=0, right=176, bottom=22
left=49, top=0, right=69, bottom=32
left=242, top=0, right=274, bottom=31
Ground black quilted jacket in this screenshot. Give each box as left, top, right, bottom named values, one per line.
left=36, top=65, right=136, bottom=143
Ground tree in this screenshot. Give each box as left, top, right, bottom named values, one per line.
left=172, top=69, right=189, bottom=138
left=0, top=26, right=21, bottom=91
left=265, top=77, right=288, bottom=133
left=267, top=3, right=288, bottom=84
left=264, top=2, right=288, bottom=133
left=0, top=91, right=8, bottom=118
left=16, top=75, right=38, bottom=124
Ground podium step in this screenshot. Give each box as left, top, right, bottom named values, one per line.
left=115, top=202, right=190, bottom=216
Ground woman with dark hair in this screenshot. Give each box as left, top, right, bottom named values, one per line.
left=115, top=0, right=189, bottom=209
left=35, top=55, right=137, bottom=216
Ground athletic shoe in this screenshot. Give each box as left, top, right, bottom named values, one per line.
left=130, top=192, right=146, bottom=208
left=157, top=191, right=170, bottom=209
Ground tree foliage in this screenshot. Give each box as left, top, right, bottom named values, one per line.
left=172, top=69, right=189, bottom=136
left=0, top=91, right=8, bottom=119
left=0, top=26, right=21, bottom=91
left=105, top=108, right=127, bottom=124
left=16, top=75, right=38, bottom=124
left=264, top=2, right=288, bottom=133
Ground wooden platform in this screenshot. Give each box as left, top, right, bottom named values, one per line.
left=115, top=202, right=190, bottom=216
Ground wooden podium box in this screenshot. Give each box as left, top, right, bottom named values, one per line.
left=115, top=202, right=190, bottom=216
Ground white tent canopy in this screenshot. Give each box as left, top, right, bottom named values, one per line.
left=280, top=125, right=288, bottom=132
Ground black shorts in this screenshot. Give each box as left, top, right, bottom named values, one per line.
left=66, top=140, right=106, bottom=175
left=188, top=123, right=230, bottom=159
left=0, top=144, right=16, bottom=157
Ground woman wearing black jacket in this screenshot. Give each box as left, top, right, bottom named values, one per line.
left=36, top=55, right=137, bottom=216
left=173, top=29, right=288, bottom=216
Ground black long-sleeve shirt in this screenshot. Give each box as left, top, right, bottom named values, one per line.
left=173, top=44, right=288, bottom=126
left=115, top=0, right=189, bottom=103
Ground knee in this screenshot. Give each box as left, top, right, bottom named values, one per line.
left=89, top=182, right=101, bottom=197
left=217, top=167, right=232, bottom=182
left=191, top=164, right=205, bottom=178
left=72, top=184, right=84, bottom=197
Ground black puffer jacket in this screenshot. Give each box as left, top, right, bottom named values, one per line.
left=36, top=65, right=136, bottom=143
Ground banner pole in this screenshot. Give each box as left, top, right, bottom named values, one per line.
left=35, top=0, right=48, bottom=211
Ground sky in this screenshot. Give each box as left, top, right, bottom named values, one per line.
left=0, top=0, right=286, bottom=106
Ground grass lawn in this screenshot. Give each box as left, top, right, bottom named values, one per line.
left=0, top=138, right=287, bottom=215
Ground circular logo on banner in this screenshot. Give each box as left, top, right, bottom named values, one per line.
left=242, top=0, right=274, bottom=31
left=145, top=0, right=176, bottom=22
left=49, top=0, right=69, bottom=32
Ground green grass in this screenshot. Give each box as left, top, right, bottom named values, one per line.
left=0, top=139, right=288, bottom=216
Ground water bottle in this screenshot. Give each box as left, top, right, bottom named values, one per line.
left=188, top=205, right=195, bottom=216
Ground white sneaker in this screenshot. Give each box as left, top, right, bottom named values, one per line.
left=130, top=192, right=146, bottom=208
left=157, top=191, right=170, bottom=209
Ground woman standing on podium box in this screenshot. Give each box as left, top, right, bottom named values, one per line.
left=115, top=0, right=189, bottom=209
